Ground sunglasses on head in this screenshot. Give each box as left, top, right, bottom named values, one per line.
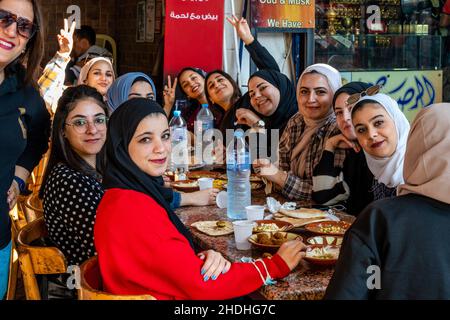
left=0, top=9, right=38, bottom=40
left=347, top=84, right=382, bottom=106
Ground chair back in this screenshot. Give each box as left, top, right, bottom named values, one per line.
left=78, top=256, right=156, bottom=300
left=23, top=193, right=43, bottom=223
left=16, top=217, right=67, bottom=300
left=96, top=34, right=117, bottom=72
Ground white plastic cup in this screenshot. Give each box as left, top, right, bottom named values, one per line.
left=245, top=205, right=265, bottom=221
left=198, top=177, right=214, bottom=190
left=216, top=191, right=227, bottom=208
left=232, top=220, right=255, bottom=250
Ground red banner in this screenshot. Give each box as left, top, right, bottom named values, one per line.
left=164, top=0, right=224, bottom=79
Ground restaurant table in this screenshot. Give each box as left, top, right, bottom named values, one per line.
left=175, top=190, right=356, bottom=300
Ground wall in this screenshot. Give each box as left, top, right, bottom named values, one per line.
left=40, top=0, right=117, bottom=66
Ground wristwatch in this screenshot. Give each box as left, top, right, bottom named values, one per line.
left=252, top=120, right=265, bottom=129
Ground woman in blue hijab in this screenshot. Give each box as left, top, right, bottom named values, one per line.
left=107, top=72, right=156, bottom=112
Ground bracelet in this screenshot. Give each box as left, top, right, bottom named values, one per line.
left=13, top=176, right=26, bottom=193
left=241, top=257, right=276, bottom=286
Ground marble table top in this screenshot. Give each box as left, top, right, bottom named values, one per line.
left=175, top=191, right=355, bottom=300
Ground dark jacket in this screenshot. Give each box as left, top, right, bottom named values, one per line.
left=325, top=194, right=450, bottom=300
left=0, top=65, right=51, bottom=248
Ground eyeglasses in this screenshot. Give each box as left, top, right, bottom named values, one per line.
left=65, top=115, right=108, bottom=133
left=0, top=9, right=38, bottom=40
left=346, top=84, right=382, bottom=106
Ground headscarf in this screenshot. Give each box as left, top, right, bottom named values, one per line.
left=248, top=69, right=298, bottom=131
left=332, top=82, right=371, bottom=109
left=397, top=103, right=450, bottom=204
left=352, top=93, right=410, bottom=188
left=103, top=98, right=195, bottom=249
left=77, top=57, right=115, bottom=86
left=106, top=72, right=156, bottom=112
left=291, top=64, right=342, bottom=177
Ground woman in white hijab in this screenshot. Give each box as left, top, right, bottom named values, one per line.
left=325, top=103, right=450, bottom=300
left=351, top=92, right=410, bottom=199
left=254, top=63, right=343, bottom=202
left=77, top=57, right=115, bottom=98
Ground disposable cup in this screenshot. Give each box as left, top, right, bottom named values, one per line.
left=245, top=205, right=265, bottom=221
left=232, top=220, right=255, bottom=250
left=216, top=191, right=227, bottom=208
left=198, top=178, right=214, bottom=190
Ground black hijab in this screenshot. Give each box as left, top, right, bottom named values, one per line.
left=248, top=69, right=297, bottom=133
left=332, top=81, right=371, bottom=108
left=103, top=98, right=195, bottom=249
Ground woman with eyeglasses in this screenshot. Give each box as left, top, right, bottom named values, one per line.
left=311, top=82, right=375, bottom=216
left=0, top=0, right=50, bottom=299
left=351, top=93, right=410, bottom=199
left=94, top=98, right=305, bottom=299
left=325, top=103, right=450, bottom=300
left=38, top=85, right=108, bottom=298
left=77, top=56, right=115, bottom=99
left=253, top=64, right=342, bottom=202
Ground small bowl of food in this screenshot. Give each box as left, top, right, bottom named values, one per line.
left=248, top=232, right=302, bottom=252
left=306, top=235, right=343, bottom=246
left=304, top=221, right=351, bottom=236
left=304, top=245, right=340, bottom=266
left=253, top=220, right=293, bottom=233
left=172, top=180, right=199, bottom=192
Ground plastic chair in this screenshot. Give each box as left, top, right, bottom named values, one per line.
left=96, top=34, right=117, bottom=72
left=16, top=217, right=67, bottom=300
left=78, top=256, right=156, bottom=300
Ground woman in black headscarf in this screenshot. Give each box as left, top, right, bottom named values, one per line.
left=94, top=98, right=305, bottom=300
left=311, top=82, right=374, bottom=216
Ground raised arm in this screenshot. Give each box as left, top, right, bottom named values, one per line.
left=227, top=15, right=280, bottom=72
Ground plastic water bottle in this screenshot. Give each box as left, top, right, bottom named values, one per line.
left=169, top=110, right=189, bottom=174
left=226, top=130, right=251, bottom=220
left=195, top=103, right=214, bottom=165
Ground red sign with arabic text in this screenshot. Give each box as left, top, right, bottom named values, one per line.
left=164, top=0, right=224, bottom=79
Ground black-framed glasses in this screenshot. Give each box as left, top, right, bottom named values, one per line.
left=0, top=9, right=38, bottom=40
left=347, top=84, right=382, bottom=106
left=65, top=115, right=108, bottom=133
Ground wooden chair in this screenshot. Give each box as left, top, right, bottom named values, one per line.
left=78, top=256, right=156, bottom=300
left=16, top=217, right=67, bottom=300
left=23, top=193, right=43, bottom=223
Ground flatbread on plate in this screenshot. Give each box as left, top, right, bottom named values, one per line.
left=191, top=221, right=233, bottom=236
left=279, top=207, right=328, bottom=219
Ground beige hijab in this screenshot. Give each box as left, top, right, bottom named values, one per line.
left=397, top=103, right=450, bottom=204
left=291, top=64, right=342, bottom=177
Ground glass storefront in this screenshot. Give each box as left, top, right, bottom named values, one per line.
left=313, top=0, right=449, bottom=115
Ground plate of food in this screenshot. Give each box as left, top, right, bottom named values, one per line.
left=306, top=235, right=343, bottom=246
left=172, top=180, right=199, bottom=192
left=187, top=171, right=220, bottom=180
left=303, top=221, right=351, bottom=236
left=278, top=207, right=329, bottom=219
left=222, top=181, right=264, bottom=191
left=248, top=232, right=302, bottom=252
left=252, top=220, right=294, bottom=233
left=191, top=220, right=233, bottom=236
left=304, top=245, right=340, bottom=266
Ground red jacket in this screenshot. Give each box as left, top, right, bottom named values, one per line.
left=94, top=188, right=290, bottom=300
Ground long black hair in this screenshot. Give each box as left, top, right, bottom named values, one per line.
left=39, top=85, right=108, bottom=198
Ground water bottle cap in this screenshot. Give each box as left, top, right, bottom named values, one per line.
left=201, top=103, right=208, bottom=108
left=234, top=130, right=244, bottom=138
left=173, top=110, right=181, bottom=117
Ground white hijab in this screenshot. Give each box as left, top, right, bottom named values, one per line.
left=353, top=93, right=410, bottom=188
left=77, top=57, right=115, bottom=86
